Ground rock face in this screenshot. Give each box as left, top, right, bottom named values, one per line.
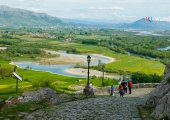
left=19, top=88, right=61, bottom=105
left=146, top=64, right=170, bottom=119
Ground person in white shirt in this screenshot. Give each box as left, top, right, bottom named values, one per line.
left=89, top=82, right=94, bottom=95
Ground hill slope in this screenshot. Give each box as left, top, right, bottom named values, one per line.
left=124, top=18, right=170, bottom=30
left=0, top=5, right=63, bottom=27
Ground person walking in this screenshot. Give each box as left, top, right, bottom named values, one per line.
left=124, top=80, right=128, bottom=93
left=121, top=80, right=127, bottom=93
left=128, top=80, right=133, bottom=94
left=119, top=84, right=124, bottom=97
left=110, top=85, right=115, bottom=96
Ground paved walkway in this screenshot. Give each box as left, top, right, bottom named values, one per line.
left=24, top=88, right=154, bottom=120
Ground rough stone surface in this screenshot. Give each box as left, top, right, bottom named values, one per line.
left=146, top=64, right=170, bottom=119
left=151, top=91, right=170, bottom=119
left=23, top=96, right=146, bottom=120
left=19, top=88, right=61, bottom=105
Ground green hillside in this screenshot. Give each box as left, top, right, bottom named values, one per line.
left=0, top=5, right=63, bottom=27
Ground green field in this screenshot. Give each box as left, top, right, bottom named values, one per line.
left=55, top=42, right=164, bottom=75
left=0, top=56, right=117, bottom=99
left=0, top=29, right=166, bottom=99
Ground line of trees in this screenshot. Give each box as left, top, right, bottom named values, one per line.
left=7, top=46, right=42, bottom=56
left=131, top=72, right=163, bottom=84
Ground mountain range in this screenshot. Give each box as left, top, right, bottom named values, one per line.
left=0, top=5, right=170, bottom=30
left=124, top=18, right=170, bottom=30
left=0, top=5, right=62, bottom=27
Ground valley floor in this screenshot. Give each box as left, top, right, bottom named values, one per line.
left=24, top=88, right=154, bottom=120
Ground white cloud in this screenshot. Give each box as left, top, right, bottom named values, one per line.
left=88, top=6, right=124, bottom=11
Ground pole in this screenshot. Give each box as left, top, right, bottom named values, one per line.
left=16, top=78, right=18, bottom=93
left=87, top=61, right=90, bottom=87
left=102, top=64, right=105, bottom=87
left=102, top=69, right=104, bottom=87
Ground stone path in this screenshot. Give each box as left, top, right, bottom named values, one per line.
left=24, top=88, right=154, bottom=120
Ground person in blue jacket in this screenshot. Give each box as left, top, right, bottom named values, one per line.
left=110, top=85, right=115, bottom=96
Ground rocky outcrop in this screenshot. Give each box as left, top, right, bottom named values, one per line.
left=18, top=88, right=61, bottom=105
left=146, top=64, right=170, bottom=119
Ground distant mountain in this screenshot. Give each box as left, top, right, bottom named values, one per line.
left=0, top=5, right=170, bottom=30
left=61, top=18, right=119, bottom=28
left=122, top=18, right=170, bottom=30
left=0, top=5, right=63, bottom=27
left=62, top=18, right=133, bottom=29
left=62, top=18, right=170, bottom=30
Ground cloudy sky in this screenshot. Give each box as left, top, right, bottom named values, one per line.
left=0, top=0, right=169, bottom=23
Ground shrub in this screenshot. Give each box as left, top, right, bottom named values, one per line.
left=102, top=78, right=118, bottom=86
left=91, top=75, right=97, bottom=79
left=82, top=39, right=98, bottom=45
left=132, top=72, right=162, bottom=84
left=7, top=46, right=42, bottom=55
left=32, top=79, right=54, bottom=88
left=66, top=48, right=79, bottom=54
left=167, top=76, right=170, bottom=83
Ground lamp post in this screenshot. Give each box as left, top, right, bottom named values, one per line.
left=87, top=55, right=91, bottom=87
left=102, top=64, right=105, bottom=87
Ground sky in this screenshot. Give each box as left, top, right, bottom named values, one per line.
left=0, top=0, right=170, bottom=23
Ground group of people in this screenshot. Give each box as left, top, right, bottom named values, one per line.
left=87, top=80, right=133, bottom=97
left=110, top=79, right=133, bottom=97
left=119, top=80, right=133, bottom=97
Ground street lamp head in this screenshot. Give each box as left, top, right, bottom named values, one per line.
left=87, top=55, right=91, bottom=62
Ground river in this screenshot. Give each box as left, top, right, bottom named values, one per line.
left=13, top=52, right=114, bottom=78
left=157, top=46, right=170, bottom=51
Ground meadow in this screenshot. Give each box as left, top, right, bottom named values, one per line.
left=55, top=42, right=164, bottom=75
left=0, top=28, right=167, bottom=99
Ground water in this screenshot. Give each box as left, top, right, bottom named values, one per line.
left=13, top=54, right=111, bottom=78
left=125, top=29, right=164, bottom=36
left=157, top=46, right=170, bottom=51
left=135, top=31, right=162, bottom=36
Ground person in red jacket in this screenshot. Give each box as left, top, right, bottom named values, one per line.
left=128, top=80, right=133, bottom=94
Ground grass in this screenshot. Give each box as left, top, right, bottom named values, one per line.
left=0, top=77, right=32, bottom=99
left=3, top=33, right=164, bottom=76
left=0, top=101, right=49, bottom=119
left=0, top=56, right=112, bottom=99
left=57, top=43, right=164, bottom=75
left=0, top=41, right=164, bottom=98
left=75, top=35, right=110, bottom=40
left=0, top=33, right=165, bottom=100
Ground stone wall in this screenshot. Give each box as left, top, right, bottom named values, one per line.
left=132, top=83, right=159, bottom=89
left=94, top=83, right=159, bottom=94
left=146, top=64, right=170, bottom=119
